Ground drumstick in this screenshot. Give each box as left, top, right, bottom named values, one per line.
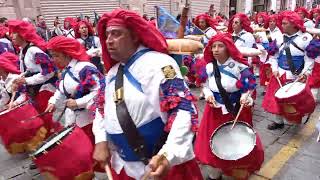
left=105, top=164, right=113, bottom=180
left=276, top=76, right=283, bottom=88
left=231, top=91, right=253, bottom=130
left=8, top=91, right=16, bottom=110
left=141, top=153, right=168, bottom=180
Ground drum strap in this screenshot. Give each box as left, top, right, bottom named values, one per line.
left=266, top=30, right=273, bottom=43
left=284, top=36, right=304, bottom=75
left=212, top=60, right=240, bottom=116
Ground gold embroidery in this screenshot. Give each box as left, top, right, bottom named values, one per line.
left=162, top=65, right=176, bottom=79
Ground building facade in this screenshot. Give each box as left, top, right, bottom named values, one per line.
left=0, top=0, right=319, bottom=29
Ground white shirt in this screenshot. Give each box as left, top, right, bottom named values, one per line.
left=0, top=38, right=14, bottom=54
left=19, top=45, right=56, bottom=93
left=64, top=29, right=75, bottom=38
left=304, top=18, right=315, bottom=29
left=49, top=59, right=100, bottom=127
left=93, top=46, right=196, bottom=179
left=77, top=36, right=101, bottom=57
left=202, top=58, right=249, bottom=114
left=233, top=29, right=256, bottom=49
left=268, top=31, right=314, bottom=80
left=202, top=27, right=217, bottom=44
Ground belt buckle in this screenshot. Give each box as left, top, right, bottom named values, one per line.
left=114, top=87, right=124, bottom=104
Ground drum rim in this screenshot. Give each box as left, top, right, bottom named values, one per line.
left=30, top=125, right=76, bottom=158
left=275, top=81, right=305, bottom=99
left=209, top=121, right=257, bottom=161
left=0, top=100, right=30, bottom=115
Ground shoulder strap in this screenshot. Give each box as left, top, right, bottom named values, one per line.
left=212, top=60, right=239, bottom=115
left=266, top=30, right=273, bottom=43
left=114, top=65, right=149, bottom=165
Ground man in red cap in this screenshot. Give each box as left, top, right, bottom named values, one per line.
left=75, top=20, right=104, bottom=73
left=8, top=20, right=59, bottom=133
left=262, top=11, right=315, bottom=130
left=93, top=9, right=203, bottom=179
left=295, top=7, right=315, bottom=28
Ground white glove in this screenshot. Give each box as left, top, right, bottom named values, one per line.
left=240, top=92, right=253, bottom=107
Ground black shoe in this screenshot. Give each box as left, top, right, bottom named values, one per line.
left=261, top=91, right=266, bottom=96
left=267, top=122, right=284, bottom=130
left=29, top=162, right=37, bottom=170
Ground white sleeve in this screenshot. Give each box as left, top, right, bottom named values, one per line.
left=95, top=36, right=101, bottom=48
left=25, top=72, right=55, bottom=85
left=303, top=55, right=314, bottom=76
left=48, top=88, right=65, bottom=105
left=75, top=74, right=100, bottom=109
left=268, top=54, right=279, bottom=72
left=93, top=109, right=107, bottom=143
left=158, top=110, right=194, bottom=166
left=245, top=33, right=256, bottom=48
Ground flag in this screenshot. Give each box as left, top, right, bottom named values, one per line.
left=93, top=11, right=99, bottom=24
left=156, top=6, right=180, bottom=39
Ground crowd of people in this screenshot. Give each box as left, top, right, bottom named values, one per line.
left=0, top=5, right=320, bottom=180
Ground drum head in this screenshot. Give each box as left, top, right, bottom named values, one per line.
left=32, top=126, right=74, bottom=156
left=275, top=82, right=305, bottom=99
left=210, top=121, right=256, bottom=160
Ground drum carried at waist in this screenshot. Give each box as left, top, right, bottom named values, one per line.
left=0, top=101, right=47, bottom=154
left=31, top=126, right=95, bottom=180
left=210, top=121, right=256, bottom=161
left=275, top=82, right=316, bottom=124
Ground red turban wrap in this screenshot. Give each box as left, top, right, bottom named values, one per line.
left=47, top=36, right=90, bottom=62
left=228, top=13, right=253, bottom=33
left=309, top=8, right=320, bottom=19
left=97, top=8, right=168, bottom=73
left=8, top=20, right=46, bottom=51
left=278, top=11, right=306, bottom=33
left=0, top=52, right=20, bottom=74
left=267, top=14, right=278, bottom=28
left=0, top=25, right=8, bottom=38
left=255, top=12, right=269, bottom=29
left=204, top=33, right=248, bottom=66
left=295, top=7, right=310, bottom=19
left=194, top=14, right=218, bottom=30
left=64, top=17, right=76, bottom=30
left=74, top=20, right=94, bottom=39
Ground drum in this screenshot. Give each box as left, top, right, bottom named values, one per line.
left=0, top=101, right=47, bottom=154
left=31, top=126, right=94, bottom=180
left=275, top=82, right=316, bottom=124
left=210, top=121, right=256, bottom=161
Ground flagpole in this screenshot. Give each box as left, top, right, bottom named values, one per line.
left=155, top=6, right=159, bottom=29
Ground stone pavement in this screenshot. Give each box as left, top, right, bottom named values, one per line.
left=1, top=82, right=320, bottom=180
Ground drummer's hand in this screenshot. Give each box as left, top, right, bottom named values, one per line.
left=93, top=142, right=110, bottom=168
left=273, top=71, right=279, bottom=78
left=45, top=103, right=55, bottom=113
left=11, top=82, right=19, bottom=92
left=206, top=95, right=217, bottom=107
left=65, top=99, right=78, bottom=110
left=240, top=96, right=253, bottom=107
left=298, top=74, right=307, bottom=83
left=148, top=154, right=170, bottom=179
left=14, top=77, right=26, bottom=85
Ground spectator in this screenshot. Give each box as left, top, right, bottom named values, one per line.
left=0, top=17, right=8, bottom=27
left=36, top=15, right=51, bottom=41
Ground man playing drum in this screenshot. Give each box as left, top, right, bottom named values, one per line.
left=92, top=9, right=203, bottom=180
left=8, top=20, right=60, bottom=134
left=194, top=33, right=264, bottom=180
left=262, top=11, right=315, bottom=130
left=45, top=36, right=105, bottom=144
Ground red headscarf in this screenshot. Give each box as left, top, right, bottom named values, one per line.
left=0, top=52, right=20, bottom=74
left=47, top=36, right=90, bottom=63
left=295, top=7, right=310, bottom=19
left=97, top=8, right=168, bottom=73
left=194, top=14, right=218, bottom=30
left=204, top=33, right=248, bottom=66
left=8, top=20, right=46, bottom=51
left=309, top=8, right=320, bottom=20
left=278, top=11, right=306, bottom=33
left=255, top=12, right=269, bottom=29
left=267, top=14, right=278, bottom=28
left=0, top=25, right=8, bottom=38
left=74, top=20, right=94, bottom=39
left=228, top=13, right=253, bottom=33
left=64, top=17, right=76, bottom=30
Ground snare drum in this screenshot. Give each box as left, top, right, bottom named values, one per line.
left=0, top=101, right=47, bottom=154
left=31, top=126, right=94, bottom=180
left=210, top=121, right=256, bottom=161
left=275, top=82, right=316, bottom=124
